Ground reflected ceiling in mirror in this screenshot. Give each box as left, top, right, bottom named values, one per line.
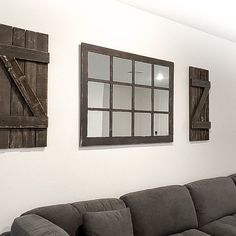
left=88, top=52, right=110, bottom=80
left=154, top=65, right=169, bottom=88
left=113, top=57, right=132, bottom=83
left=135, top=61, right=151, bottom=86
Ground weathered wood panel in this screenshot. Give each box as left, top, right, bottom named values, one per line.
left=0, top=24, right=12, bottom=148
left=1, top=56, right=47, bottom=117
left=36, top=33, right=48, bottom=147
left=0, top=24, right=49, bottom=149
left=23, top=30, right=37, bottom=147
left=10, top=27, right=25, bottom=148
left=192, top=121, right=211, bottom=129
left=0, top=116, right=48, bottom=129
left=0, top=43, right=49, bottom=63
left=189, top=67, right=210, bottom=141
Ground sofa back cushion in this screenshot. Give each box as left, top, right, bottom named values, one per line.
left=120, top=185, right=198, bottom=236
left=230, top=173, right=236, bottom=184
left=186, top=177, right=236, bottom=227
left=23, top=198, right=126, bottom=236
left=83, top=208, right=134, bottom=236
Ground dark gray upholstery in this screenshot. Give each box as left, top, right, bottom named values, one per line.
left=0, top=233, right=11, bottom=236
left=186, top=177, right=236, bottom=227
left=83, top=208, right=134, bottom=236
left=121, top=185, right=198, bottom=236
left=230, top=173, right=236, bottom=184
left=11, top=214, right=69, bottom=236
left=169, top=229, right=210, bottom=236
left=5, top=175, right=236, bottom=236
left=23, top=198, right=125, bottom=236
left=201, top=214, right=236, bottom=236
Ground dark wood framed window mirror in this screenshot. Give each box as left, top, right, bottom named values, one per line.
left=80, top=43, right=174, bottom=146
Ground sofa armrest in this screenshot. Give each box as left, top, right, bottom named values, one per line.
left=11, top=214, right=69, bottom=236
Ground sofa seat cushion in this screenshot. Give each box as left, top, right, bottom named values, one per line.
left=201, top=215, right=236, bottom=236
left=169, top=229, right=210, bottom=236
left=186, top=177, right=236, bottom=227
left=121, top=185, right=198, bottom=236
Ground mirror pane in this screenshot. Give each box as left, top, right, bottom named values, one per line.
left=154, top=65, right=169, bottom=88
left=154, top=89, right=169, bottom=112
left=88, top=82, right=110, bottom=108
left=135, top=87, right=151, bottom=111
left=113, top=85, right=132, bottom=109
left=154, top=114, right=169, bottom=136
left=113, top=57, right=132, bottom=83
left=135, top=61, right=151, bottom=86
left=134, top=113, right=151, bottom=136
left=87, top=111, right=109, bottom=137
left=88, top=52, right=110, bottom=80
left=113, top=112, right=131, bottom=136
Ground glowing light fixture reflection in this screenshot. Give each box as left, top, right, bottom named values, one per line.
left=156, top=73, right=164, bottom=81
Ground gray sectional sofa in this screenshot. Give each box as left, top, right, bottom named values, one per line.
left=4, top=174, right=236, bottom=236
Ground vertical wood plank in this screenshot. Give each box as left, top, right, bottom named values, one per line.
left=199, top=69, right=208, bottom=140
left=0, top=24, right=12, bottom=148
left=10, top=28, right=25, bottom=148
left=36, top=33, right=48, bottom=147
left=198, top=70, right=202, bottom=140
left=203, top=70, right=209, bottom=140
left=23, top=31, right=38, bottom=147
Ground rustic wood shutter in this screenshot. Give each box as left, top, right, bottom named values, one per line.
left=189, top=66, right=211, bottom=141
left=0, top=24, right=49, bottom=148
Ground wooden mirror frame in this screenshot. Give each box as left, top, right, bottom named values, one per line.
left=80, top=43, right=174, bottom=146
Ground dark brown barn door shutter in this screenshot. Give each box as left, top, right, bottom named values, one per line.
left=189, top=66, right=211, bottom=141
left=0, top=24, right=49, bottom=149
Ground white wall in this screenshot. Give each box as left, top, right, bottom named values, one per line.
left=1, top=0, right=236, bottom=232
